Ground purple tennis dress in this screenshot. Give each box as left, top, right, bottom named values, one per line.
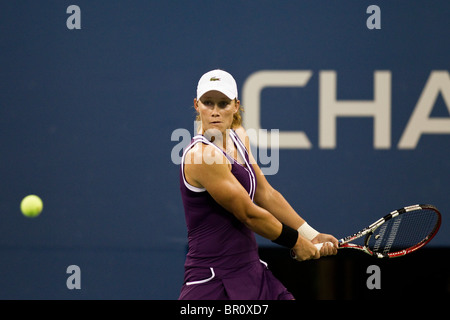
left=179, top=130, right=294, bottom=300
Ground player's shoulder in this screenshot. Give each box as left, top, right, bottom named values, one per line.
left=185, top=140, right=227, bottom=166
left=233, top=125, right=247, bottom=138
left=233, top=126, right=251, bottom=150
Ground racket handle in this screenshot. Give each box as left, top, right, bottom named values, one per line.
left=314, top=242, right=334, bottom=250
left=291, top=242, right=334, bottom=260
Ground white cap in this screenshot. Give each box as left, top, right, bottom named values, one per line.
left=196, top=69, right=238, bottom=100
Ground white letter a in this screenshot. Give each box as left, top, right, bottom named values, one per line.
left=66, top=265, right=81, bottom=289
left=366, top=5, right=381, bottom=30
left=66, top=5, right=81, bottom=30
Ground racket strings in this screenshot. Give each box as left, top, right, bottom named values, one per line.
left=368, top=209, right=439, bottom=254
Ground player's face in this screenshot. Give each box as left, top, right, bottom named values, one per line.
left=195, top=90, right=239, bottom=134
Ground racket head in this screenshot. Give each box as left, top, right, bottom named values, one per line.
left=359, top=204, right=441, bottom=258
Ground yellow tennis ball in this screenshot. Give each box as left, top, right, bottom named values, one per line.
left=20, top=195, right=43, bottom=218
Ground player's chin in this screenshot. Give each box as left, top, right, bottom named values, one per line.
left=210, top=123, right=227, bottom=131
left=204, top=124, right=226, bottom=135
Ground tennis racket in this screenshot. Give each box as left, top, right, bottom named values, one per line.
left=292, top=204, right=442, bottom=259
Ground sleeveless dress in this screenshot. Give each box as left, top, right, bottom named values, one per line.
left=178, top=130, right=293, bottom=300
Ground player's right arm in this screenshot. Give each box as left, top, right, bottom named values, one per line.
left=184, top=143, right=319, bottom=261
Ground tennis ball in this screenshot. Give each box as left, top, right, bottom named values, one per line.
left=20, top=195, right=43, bottom=218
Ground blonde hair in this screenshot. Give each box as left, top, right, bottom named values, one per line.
left=195, top=99, right=244, bottom=129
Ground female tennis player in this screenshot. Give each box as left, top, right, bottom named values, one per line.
left=179, top=69, right=338, bottom=300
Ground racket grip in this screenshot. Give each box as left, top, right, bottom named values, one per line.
left=291, top=242, right=334, bottom=260
left=314, top=242, right=334, bottom=250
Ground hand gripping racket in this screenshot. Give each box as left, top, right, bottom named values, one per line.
left=292, top=204, right=441, bottom=259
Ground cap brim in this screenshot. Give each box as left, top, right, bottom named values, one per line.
left=197, top=85, right=236, bottom=100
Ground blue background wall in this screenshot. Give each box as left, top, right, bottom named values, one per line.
left=1, top=1, right=448, bottom=299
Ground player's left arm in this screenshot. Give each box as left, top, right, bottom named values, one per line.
left=234, top=126, right=338, bottom=253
